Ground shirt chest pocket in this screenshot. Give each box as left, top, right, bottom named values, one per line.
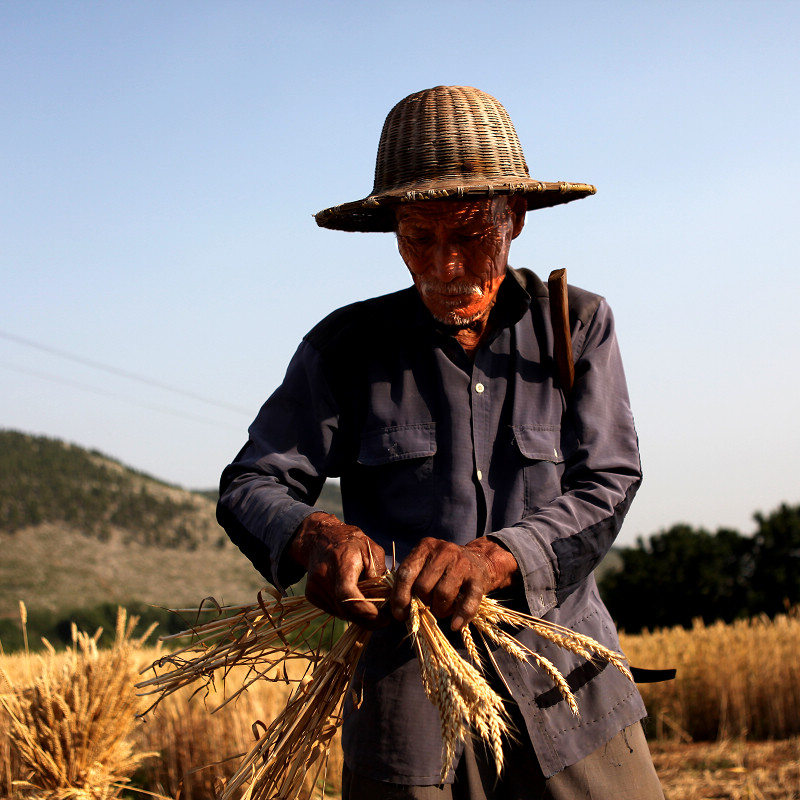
left=354, top=422, right=438, bottom=534
left=512, top=424, right=577, bottom=513
left=357, top=423, right=437, bottom=465
left=513, top=425, right=565, bottom=463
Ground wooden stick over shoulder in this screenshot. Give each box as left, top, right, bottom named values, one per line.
left=548, top=268, right=574, bottom=394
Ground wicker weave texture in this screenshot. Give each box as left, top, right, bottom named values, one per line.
left=375, top=86, right=530, bottom=192
left=315, top=86, right=596, bottom=232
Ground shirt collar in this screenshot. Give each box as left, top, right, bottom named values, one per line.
left=490, top=266, right=533, bottom=328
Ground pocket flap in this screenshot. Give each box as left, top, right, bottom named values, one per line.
left=512, top=425, right=564, bottom=462
left=357, top=423, right=437, bottom=466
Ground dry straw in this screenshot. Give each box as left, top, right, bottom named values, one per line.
left=0, top=608, right=157, bottom=800
left=138, top=572, right=632, bottom=798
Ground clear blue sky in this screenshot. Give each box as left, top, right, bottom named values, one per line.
left=2, top=1, right=798, bottom=545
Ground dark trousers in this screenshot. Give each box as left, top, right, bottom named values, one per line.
left=342, top=722, right=665, bottom=800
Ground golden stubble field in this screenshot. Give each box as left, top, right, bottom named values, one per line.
left=2, top=609, right=800, bottom=800
left=622, top=614, right=800, bottom=799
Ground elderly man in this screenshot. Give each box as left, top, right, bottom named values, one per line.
left=217, top=86, right=664, bottom=799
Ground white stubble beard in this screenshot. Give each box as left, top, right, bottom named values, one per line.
left=416, top=279, right=487, bottom=327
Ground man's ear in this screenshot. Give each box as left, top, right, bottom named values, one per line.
left=509, top=195, right=527, bottom=239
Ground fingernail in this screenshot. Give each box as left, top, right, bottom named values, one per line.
left=451, top=615, right=464, bottom=631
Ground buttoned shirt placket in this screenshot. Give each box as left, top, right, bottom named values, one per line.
left=470, top=347, right=493, bottom=536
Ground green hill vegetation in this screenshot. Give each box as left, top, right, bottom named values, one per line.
left=0, top=430, right=341, bottom=650
left=1, top=430, right=214, bottom=548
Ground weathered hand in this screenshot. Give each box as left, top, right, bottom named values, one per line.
left=390, top=537, right=519, bottom=630
left=290, top=511, right=387, bottom=628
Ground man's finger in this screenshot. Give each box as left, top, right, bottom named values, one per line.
left=304, top=575, right=338, bottom=618
left=424, top=559, right=466, bottom=617
left=307, top=570, right=382, bottom=626
left=332, top=540, right=386, bottom=621
left=450, top=579, right=484, bottom=630
left=333, top=572, right=370, bottom=612
left=339, top=596, right=386, bottom=629
left=391, top=546, right=432, bottom=620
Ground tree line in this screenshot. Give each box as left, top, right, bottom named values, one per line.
left=598, top=503, right=800, bottom=633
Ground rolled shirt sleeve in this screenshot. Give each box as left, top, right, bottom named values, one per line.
left=217, top=341, right=343, bottom=591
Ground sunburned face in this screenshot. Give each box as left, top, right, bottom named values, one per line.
left=395, top=197, right=526, bottom=327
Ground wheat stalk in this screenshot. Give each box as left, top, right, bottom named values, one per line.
left=138, top=572, right=634, bottom=798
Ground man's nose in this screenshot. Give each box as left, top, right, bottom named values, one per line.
left=430, top=240, right=464, bottom=282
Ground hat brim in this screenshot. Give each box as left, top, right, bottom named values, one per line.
left=314, top=180, right=596, bottom=232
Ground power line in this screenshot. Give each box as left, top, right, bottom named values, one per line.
left=0, top=329, right=253, bottom=416
left=0, top=360, right=244, bottom=432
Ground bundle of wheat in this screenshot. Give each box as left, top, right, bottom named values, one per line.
left=0, top=607, right=157, bottom=800
left=138, top=572, right=632, bottom=799
left=137, top=585, right=340, bottom=716
left=408, top=596, right=509, bottom=781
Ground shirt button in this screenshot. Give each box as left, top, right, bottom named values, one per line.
left=475, top=383, right=485, bottom=393
left=476, top=469, right=483, bottom=481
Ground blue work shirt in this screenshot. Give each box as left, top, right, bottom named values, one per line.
left=218, top=267, right=647, bottom=783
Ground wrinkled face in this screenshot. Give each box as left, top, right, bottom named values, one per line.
left=395, top=197, right=525, bottom=327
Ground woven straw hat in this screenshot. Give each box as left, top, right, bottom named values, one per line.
left=315, top=85, right=596, bottom=232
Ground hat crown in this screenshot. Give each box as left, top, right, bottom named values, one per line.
left=372, top=86, right=532, bottom=195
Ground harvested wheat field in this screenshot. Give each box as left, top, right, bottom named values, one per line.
left=2, top=605, right=800, bottom=799
left=620, top=612, right=800, bottom=741
left=651, top=738, right=800, bottom=800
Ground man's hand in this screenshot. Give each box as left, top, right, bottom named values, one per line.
left=390, top=537, right=519, bottom=630
left=289, top=511, right=387, bottom=628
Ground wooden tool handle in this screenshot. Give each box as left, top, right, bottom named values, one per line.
left=548, top=268, right=574, bottom=394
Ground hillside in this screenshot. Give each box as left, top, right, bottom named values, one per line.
left=0, top=430, right=342, bottom=621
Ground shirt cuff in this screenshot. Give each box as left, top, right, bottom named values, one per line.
left=488, top=528, right=557, bottom=617
left=270, top=502, right=318, bottom=592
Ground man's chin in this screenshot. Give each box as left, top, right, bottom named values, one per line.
left=418, top=287, right=491, bottom=327
left=430, top=309, right=484, bottom=327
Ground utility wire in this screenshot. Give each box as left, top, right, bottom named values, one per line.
left=0, top=329, right=252, bottom=416
left=0, top=360, right=244, bottom=432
